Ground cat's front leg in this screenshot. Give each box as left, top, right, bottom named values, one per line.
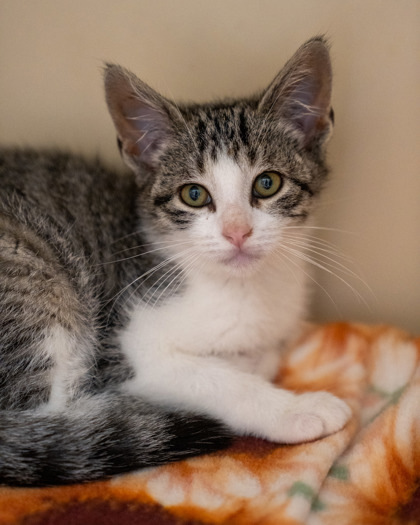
left=122, top=349, right=351, bottom=444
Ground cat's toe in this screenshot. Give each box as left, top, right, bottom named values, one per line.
left=319, top=394, right=352, bottom=434
left=282, top=413, right=325, bottom=443
left=279, top=392, right=351, bottom=443
left=295, top=391, right=352, bottom=435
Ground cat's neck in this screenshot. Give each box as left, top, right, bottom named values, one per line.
left=183, top=253, right=308, bottom=314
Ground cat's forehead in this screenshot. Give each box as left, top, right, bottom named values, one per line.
left=178, top=102, right=299, bottom=178
left=157, top=101, right=307, bottom=196
left=203, top=154, right=254, bottom=201
left=184, top=102, right=258, bottom=168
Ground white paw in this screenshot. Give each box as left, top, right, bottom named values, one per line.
left=278, top=391, right=352, bottom=444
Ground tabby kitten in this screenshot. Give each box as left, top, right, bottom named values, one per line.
left=0, top=37, right=350, bottom=486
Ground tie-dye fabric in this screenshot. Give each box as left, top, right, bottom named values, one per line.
left=1, top=323, right=419, bottom=525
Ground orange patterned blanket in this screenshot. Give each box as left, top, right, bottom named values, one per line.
left=1, top=323, right=419, bottom=525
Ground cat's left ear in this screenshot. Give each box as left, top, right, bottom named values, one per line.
left=104, top=64, right=176, bottom=172
left=258, top=37, right=333, bottom=149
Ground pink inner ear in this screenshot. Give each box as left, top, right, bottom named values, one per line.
left=257, top=39, right=332, bottom=148
left=117, top=100, right=171, bottom=161
left=288, top=76, right=331, bottom=144
left=105, top=65, right=173, bottom=167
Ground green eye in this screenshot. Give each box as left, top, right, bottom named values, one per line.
left=180, top=184, right=211, bottom=208
left=253, top=171, right=282, bottom=199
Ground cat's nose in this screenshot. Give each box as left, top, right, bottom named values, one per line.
left=223, top=226, right=253, bottom=248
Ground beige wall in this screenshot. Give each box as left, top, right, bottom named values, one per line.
left=0, top=0, right=419, bottom=333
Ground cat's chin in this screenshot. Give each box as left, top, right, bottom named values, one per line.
left=219, top=250, right=263, bottom=275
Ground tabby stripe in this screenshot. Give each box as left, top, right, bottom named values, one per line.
left=154, top=194, right=173, bottom=207
left=288, top=177, right=314, bottom=196
left=238, top=108, right=249, bottom=148
left=197, top=119, right=207, bottom=154
left=164, top=208, right=192, bottom=227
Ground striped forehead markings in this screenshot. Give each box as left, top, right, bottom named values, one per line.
left=193, top=106, right=252, bottom=159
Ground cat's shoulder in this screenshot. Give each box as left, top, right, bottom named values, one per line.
left=0, top=147, right=135, bottom=200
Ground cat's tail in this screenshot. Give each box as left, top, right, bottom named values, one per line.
left=0, top=392, right=231, bottom=486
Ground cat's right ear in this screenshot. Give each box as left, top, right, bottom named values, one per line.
left=104, top=64, right=174, bottom=172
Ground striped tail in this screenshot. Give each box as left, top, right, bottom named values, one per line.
left=0, top=392, right=231, bottom=486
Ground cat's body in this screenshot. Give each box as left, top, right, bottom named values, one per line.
left=0, top=37, right=350, bottom=486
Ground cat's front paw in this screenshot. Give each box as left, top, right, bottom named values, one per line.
left=280, top=391, right=352, bottom=444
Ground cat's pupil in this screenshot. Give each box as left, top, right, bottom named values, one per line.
left=261, top=176, right=273, bottom=190
left=189, top=186, right=201, bottom=201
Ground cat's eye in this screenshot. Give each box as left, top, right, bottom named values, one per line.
left=253, top=171, right=282, bottom=199
left=180, top=184, right=211, bottom=208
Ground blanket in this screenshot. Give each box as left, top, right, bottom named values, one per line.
left=1, top=323, right=419, bottom=525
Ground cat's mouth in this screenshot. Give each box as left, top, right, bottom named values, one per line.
left=221, top=249, right=261, bottom=270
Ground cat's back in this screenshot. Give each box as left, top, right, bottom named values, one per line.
left=0, top=148, right=134, bottom=219
left=0, top=148, right=94, bottom=197
left=0, top=148, right=138, bottom=258
left=0, top=147, right=143, bottom=314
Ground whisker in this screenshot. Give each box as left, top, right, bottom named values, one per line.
left=281, top=231, right=375, bottom=302
left=282, top=232, right=344, bottom=254
left=282, top=230, right=346, bottom=250
left=105, top=246, right=197, bottom=320
left=153, top=253, right=201, bottom=308
left=141, top=256, right=188, bottom=307
left=131, top=247, right=197, bottom=299
left=282, top=225, right=357, bottom=236
left=111, top=230, right=145, bottom=244
left=282, top=238, right=362, bottom=281
left=284, top=239, right=352, bottom=265
left=102, top=239, right=194, bottom=265
left=280, top=244, right=371, bottom=309
left=169, top=256, right=205, bottom=300
left=111, top=237, right=193, bottom=249
left=274, top=248, right=340, bottom=313
left=142, top=251, right=200, bottom=309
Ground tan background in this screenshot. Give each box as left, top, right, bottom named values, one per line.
left=0, top=0, right=419, bottom=333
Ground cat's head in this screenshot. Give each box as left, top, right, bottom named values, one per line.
left=104, top=37, right=333, bottom=276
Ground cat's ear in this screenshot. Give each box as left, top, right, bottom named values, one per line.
left=258, top=37, right=333, bottom=149
left=104, top=64, right=175, bottom=171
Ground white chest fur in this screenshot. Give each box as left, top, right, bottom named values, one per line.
left=120, top=258, right=307, bottom=380
left=118, top=259, right=350, bottom=446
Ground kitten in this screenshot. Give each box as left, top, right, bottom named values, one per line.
left=0, top=37, right=350, bottom=486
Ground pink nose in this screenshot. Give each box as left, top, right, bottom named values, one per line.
left=223, top=226, right=253, bottom=248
